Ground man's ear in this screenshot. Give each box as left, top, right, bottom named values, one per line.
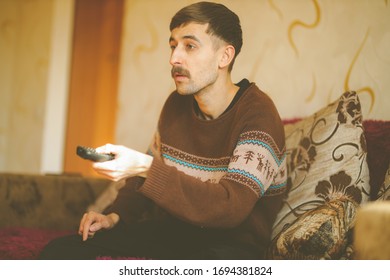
left=219, top=45, right=235, bottom=69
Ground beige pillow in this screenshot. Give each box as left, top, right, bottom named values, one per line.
left=267, top=198, right=357, bottom=259
left=269, top=91, right=370, bottom=258
left=377, top=163, right=390, bottom=201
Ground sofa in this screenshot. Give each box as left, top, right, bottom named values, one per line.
left=0, top=174, right=111, bottom=259
left=1, top=91, right=389, bottom=260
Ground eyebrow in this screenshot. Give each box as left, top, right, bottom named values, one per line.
left=169, top=35, right=202, bottom=44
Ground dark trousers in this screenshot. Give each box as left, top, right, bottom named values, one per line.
left=38, top=220, right=260, bottom=260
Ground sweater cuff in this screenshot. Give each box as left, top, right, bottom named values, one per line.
left=139, top=158, right=171, bottom=201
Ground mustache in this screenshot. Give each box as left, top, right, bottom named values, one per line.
left=171, top=66, right=190, bottom=78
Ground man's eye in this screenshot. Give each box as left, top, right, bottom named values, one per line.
left=170, top=45, right=176, bottom=50
left=186, top=44, right=196, bottom=50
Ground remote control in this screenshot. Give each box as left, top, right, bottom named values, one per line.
left=76, top=146, right=115, bottom=162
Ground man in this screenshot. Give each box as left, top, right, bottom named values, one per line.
left=40, top=1, right=287, bottom=260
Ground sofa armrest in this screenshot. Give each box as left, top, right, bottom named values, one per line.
left=354, top=201, right=390, bottom=259
left=0, top=173, right=110, bottom=230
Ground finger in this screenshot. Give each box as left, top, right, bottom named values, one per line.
left=83, top=226, right=91, bottom=241
left=82, top=214, right=95, bottom=241
left=96, top=143, right=115, bottom=154
left=92, top=164, right=126, bottom=181
left=78, top=213, right=87, bottom=235
left=92, top=162, right=105, bottom=171
left=103, top=172, right=127, bottom=182
left=92, top=161, right=115, bottom=171
left=87, top=231, right=95, bottom=239
left=89, top=222, right=103, bottom=232
left=95, top=144, right=108, bottom=154
left=92, top=168, right=118, bottom=181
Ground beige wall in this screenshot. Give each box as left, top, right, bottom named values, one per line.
left=0, top=0, right=53, bottom=173
left=116, top=0, right=390, bottom=153
left=0, top=0, right=73, bottom=174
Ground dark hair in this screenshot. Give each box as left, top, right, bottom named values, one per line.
left=170, top=1, right=242, bottom=71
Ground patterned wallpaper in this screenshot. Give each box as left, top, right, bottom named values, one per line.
left=116, top=0, right=390, bottom=152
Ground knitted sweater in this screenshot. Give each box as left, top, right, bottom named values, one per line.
left=107, top=80, right=287, bottom=254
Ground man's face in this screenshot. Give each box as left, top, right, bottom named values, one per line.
left=169, top=23, right=222, bottom=95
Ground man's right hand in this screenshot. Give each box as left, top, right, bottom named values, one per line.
left=78, top=211, right=120, bottom=241
left=92, top=144, right=152, bottom=181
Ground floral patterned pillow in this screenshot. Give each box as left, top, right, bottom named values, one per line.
left=377, top=163, right=390, bottom=200
left=269, top=91, right=370, bottom=259
left=267, top=198, right=357, bottom=259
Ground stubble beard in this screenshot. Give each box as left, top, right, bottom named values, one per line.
left=173, top=67, right=218, bottom=96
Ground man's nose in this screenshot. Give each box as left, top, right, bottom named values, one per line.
left=169, top=48, right=183, bottom=66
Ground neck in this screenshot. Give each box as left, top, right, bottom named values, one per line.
left=194, top=77, right=239, bottom=120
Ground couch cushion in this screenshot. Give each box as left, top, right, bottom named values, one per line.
left=267, top=198, right=356, bottom=259
left=268, top=91, right=370, bottom=259
left=0, top=173, right=110, bottom=230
